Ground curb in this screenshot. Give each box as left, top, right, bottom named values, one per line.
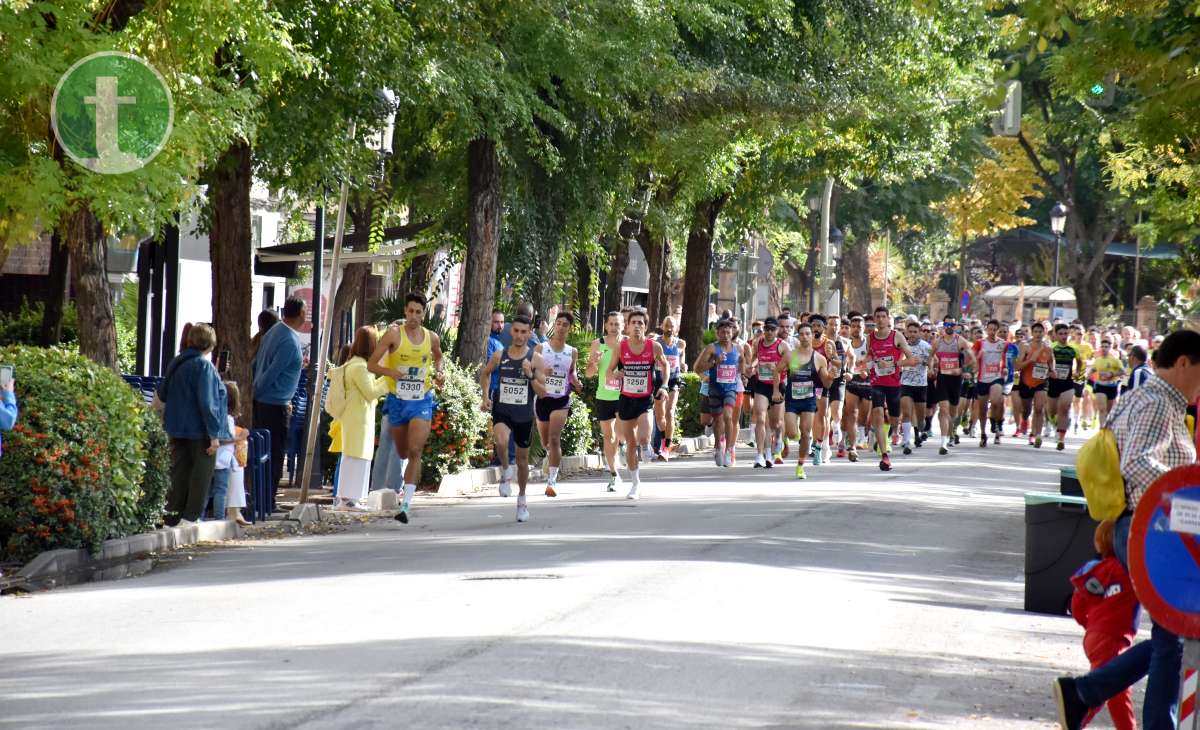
left=15, top=520, right=243, bottom=590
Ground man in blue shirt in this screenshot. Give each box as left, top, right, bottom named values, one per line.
left=252, top=296, right=306, bottom=493
left=1125, top=345, right=1151, bottom=392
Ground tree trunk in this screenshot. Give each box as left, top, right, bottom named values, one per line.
left=640, top=225, right=670, bottom=326
left=842, top=234, right=871, bottom=313
left=601, top=234, right=629, bottom=315
left=453, top=136, right=501, bottom=366
left=573, top=252, right=591, bottom=325
left=802, top=211, right=820, bottom=312
left=40, top=232, right=71, bottom=346
left=66, top=205, right=118, bottom=369
left=680, top=194, right=729, bottom=355
left=208, top=139, right=254, bottom=405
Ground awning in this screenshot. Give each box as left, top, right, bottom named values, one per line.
left=1104, top=242, right=1180, bottom=260
left=982, top=285, right=1075, bottom=302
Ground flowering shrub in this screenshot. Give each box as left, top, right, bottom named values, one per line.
left=560, top=396, right=595, bottom=455
left=676, top=372, right=704, bottom=437
left=0, top=346, right=168, bottom=562
left=422, top=360, right=490, bottom=487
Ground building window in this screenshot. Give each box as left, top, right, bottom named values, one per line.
left=263, top=283, right=275, bottom=311
left=251, top=214, right=263, bottom=249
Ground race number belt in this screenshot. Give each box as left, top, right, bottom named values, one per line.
left=874, top=355, right=896, bottom=376
left=790, top=380, right=814, bottom=400
left=499, top=377, right=529, bottom=405
left=395, top=367, right=427, bottom=400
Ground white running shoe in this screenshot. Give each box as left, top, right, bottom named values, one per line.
left=626, top=485, right=640, bottom=500
left=498, top=481, right=512, bottom=498
left=753, top=453, right=766, bottom=468
left=516, top=501, right=530, bottom=522
left=714, top=448, right=725, bottom=467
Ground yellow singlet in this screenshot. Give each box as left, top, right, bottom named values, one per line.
left=383, top=325, right=433, bottom=398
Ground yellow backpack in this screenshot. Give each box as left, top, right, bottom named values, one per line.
left=1076, top=424, right=1126, bottom=521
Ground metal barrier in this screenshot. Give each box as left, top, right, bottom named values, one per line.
left=248, top=428, right=274, bottom=523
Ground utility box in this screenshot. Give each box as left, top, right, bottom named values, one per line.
left=1024, top=492, right=1099, bottom=615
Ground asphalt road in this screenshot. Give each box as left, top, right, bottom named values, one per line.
left=0, top=430, right=1124, bottom=729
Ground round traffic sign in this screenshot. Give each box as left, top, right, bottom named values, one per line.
left=1129, top=464, right=1200, bottom=639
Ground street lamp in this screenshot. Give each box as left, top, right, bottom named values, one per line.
left=1050, top=202, right=1068, bottom=287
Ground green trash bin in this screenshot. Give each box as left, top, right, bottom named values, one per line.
left=1024, top=492, right=1099, bottom=615
left=1060, top=466, right=1082, bottom=497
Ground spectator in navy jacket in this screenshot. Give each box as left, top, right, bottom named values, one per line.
left=252, top=296, right=306, bottom=493
left=159, top=324, right=230, bottom=525
left=0, top=376, right=17, bottom=457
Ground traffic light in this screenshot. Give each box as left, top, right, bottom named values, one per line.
left=992, top=80, right=1021, bottom=136
left=1085, top=71, right=1116, bottom=108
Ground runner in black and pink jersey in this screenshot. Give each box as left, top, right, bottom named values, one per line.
left=749, top=317, right=787, bottom=468
left=863, top=306, right=916, bottom=472
left=602, top=308, right=670, bottom=500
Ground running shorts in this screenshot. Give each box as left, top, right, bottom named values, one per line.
left=707, top=390, right=738, bottom=414
left=824, top=379, right=844, bottom=402
left=535, top=394, right=571, bottom=422
left=1093, top=383, right=1119, bottom=402
left=925, top=381, right=938, bottom=408
left=785, top=396, right=817, bottom=414
left=667, top=375, right=682, bottom=392
left=751, top=377, right=780, bottom=400
left=595, top=397, right=620, bottom=421
left=1017, top=382, right=1047, bottom=400
left=900, top=385, right=927, bottom=403
left=961, top=380, right=976, bottom=400
left=975, top=380, right=1003, bottom=398
left=934, top=374, right=961, bottom=406
left=618, top=394, right=654, bottom=421
left=385, top=393, right=435, bottom=426
left=846, top=378, right=873, bottom=401
left=1048, top=379, right=1074, bottom=399
left=871, top=385, right=902, bottom=418
left=492, top=412, right=533, bottom=448
left=1073, top=382, right=1086, bottom=398
left=1003, top=381, right=1014, bottom=396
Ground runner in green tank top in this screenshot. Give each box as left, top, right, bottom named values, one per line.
left=586, top=311, right=626, bottom=492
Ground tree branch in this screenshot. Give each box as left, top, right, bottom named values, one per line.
left=1016, top=132, right=1067, bottom=200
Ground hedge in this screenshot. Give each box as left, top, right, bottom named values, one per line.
left=0, top=346, right=169, bottom=562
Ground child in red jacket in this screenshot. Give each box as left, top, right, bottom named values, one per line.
left=1071, top=519, right=1140, bottom=730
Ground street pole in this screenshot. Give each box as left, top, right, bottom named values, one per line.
left=297, top=122, right=355, bottom=507
left=814, top=176, right=834, bottom=314
left=1133, top=210, right=1142, bottom=308
left=882, top=228, right=891, bottom=309
left=1053, top=233, right=1061, bottom=287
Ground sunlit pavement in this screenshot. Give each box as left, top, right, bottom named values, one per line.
left=1, top=428, right=1122, bottom=729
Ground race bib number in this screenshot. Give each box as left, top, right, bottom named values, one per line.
left=1032, top=363, right=1049, bottom=380
left=605, top=372, right=621, bottom=390
left=499, top=379, right=528, bottom=405
left=666, top=354, right=679, bottom=372
left=790, top=380, right=814, bottom=400
left=544, top=374, right=567, bottom=395
left=395, top=367, right=427, bottom=400
left=757, top=364, right=776, bottom=381
left=874, top=356, right=895, bottom=377
left=623, top=372, right=649, bottom=393
left=716, top=364, right=738, bottom=384
left=982, top=360, right=1002, bottom=379
left=937, top=353, right=959, bottom=373
left=1054, top=363, right=1071, bottom=380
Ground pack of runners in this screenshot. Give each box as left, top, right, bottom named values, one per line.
left=374, top=292, right=1155, bottom=521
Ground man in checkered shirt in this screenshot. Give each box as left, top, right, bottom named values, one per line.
left=1055, top=329, right=1200, bottom=730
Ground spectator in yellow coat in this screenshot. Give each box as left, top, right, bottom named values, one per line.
left=334, top=329, right=391, bottom=508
